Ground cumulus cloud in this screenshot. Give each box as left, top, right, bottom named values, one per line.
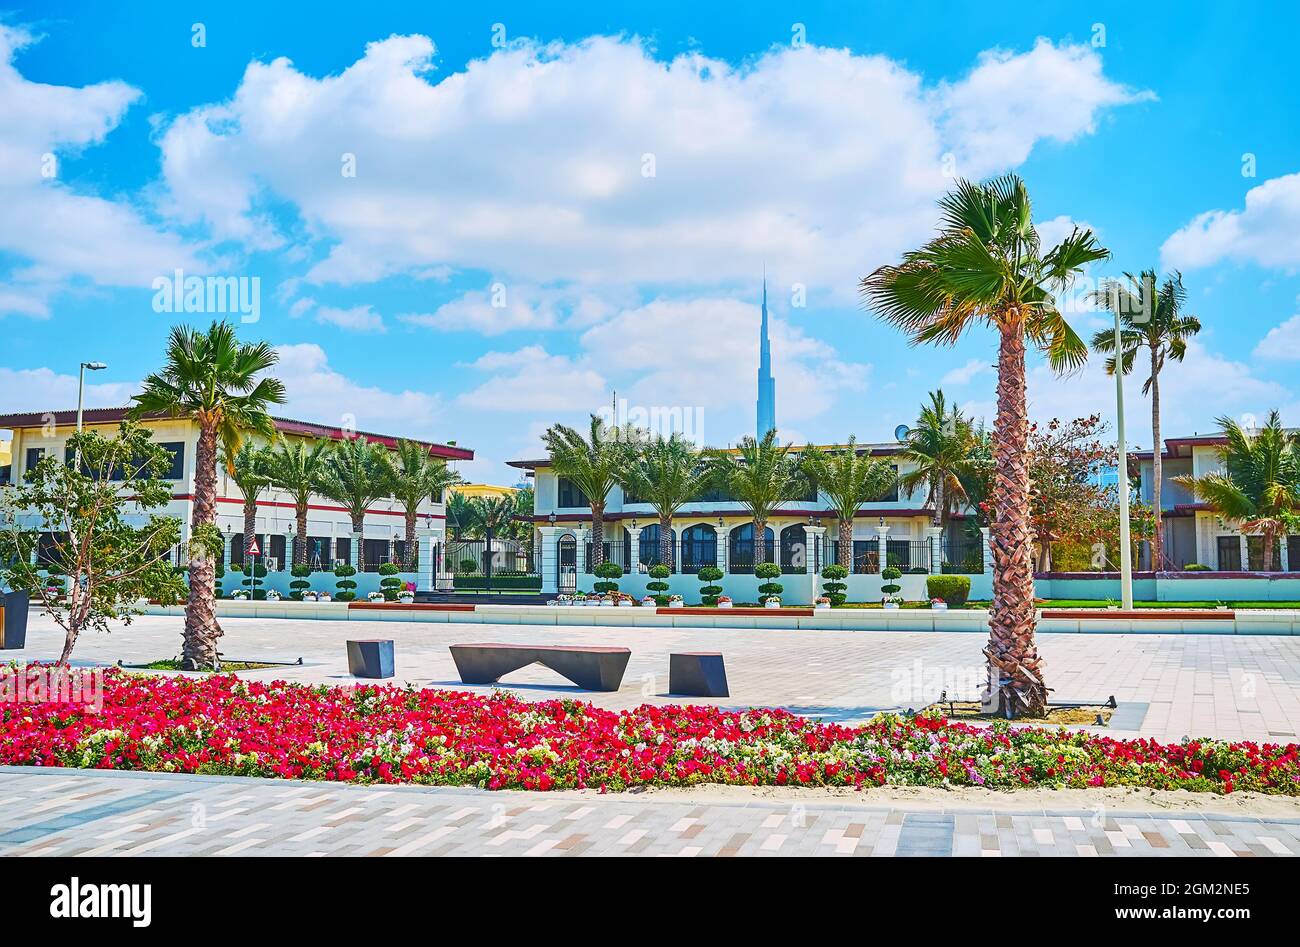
left=455, top=345, right=607, bottom=412
left=1162, top=172, right=1300, bottom=271
left=156, top=34, right=1145, bottom=301
left=0, top=365, right=138, bottom=412
left=313, top=303, right=385, bottom=332
left=940, top=358, right=993, bottom=387
left=273, top=343, right=441, bottom=432
left=1254, top=311, right=1300, bottom=360
left=399, top=286, right=559, bottom=335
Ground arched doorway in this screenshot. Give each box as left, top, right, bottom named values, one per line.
left=728, top=523, right=774, bottom=573
left=780, top=524, right=809, bottom=573
left=557, top=534, right=577, bottom=592
left=680, top=524, right=717, bottom=574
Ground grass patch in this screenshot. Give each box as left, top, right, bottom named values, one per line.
left=929, top=700, right=1114, bottom=727
left=130, top=658, right=279, bottom=673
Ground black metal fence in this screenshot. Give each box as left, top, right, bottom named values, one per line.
left=941, top=537, right=985, bottom=574
left=886, top=539, right=932, bottom=572
left=445, top=537, right=539, bottom=591
left=823, top=539, right=882, bottom=574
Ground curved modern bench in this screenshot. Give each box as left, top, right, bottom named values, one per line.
left=450, top=643, right=631, bottom=692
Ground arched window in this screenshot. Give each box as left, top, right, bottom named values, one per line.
left=728, top=523, right=774, bottom=573
left=680, top=524, right=717, bottom=574
left=633, top=523, right=675, bottom=569
left=780, top=524, right=808, bottom=573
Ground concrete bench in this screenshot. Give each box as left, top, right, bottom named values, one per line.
left=450, top=643, right=631, bottom=691
left=669, top=652, right=729, bottom=697
left=346, top=639, right=395, bottom=679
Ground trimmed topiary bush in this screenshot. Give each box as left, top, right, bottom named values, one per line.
left=240, top=562, right=269, bottom=598
left=881, top=567, right=902, bottom=605
left=378, top=561, right=403, bottom=601
left=289, top=564, right=311, bottom=600
left=754, top=561, right=783, bottom=604
left=334, top=563, right=358, bottom=602
left=646, top=563, right=671, bottom=606
left=696, top=565, right=724, bottom=606
left=820, top=564, right=848, bottom=606
left=593, top=560, right=623, bottom=595
left=926, top=574, right=971, bottom=607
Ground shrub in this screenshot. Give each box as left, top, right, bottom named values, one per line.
left=646, top=563, right=671, bottom=606
left=379, top=562, right=404, bottom=600
left=593, top=560, right=623, bottom=595
left=289, top=563, right=312, bottom=600
left=905, top=566, right=929, bottom=574
left=334, top=563, right=358, bottom=602
left=696, top=565, right=724, bottom=606
left=754, top=561, right=783, bottom=604
left=881, top=567, right=902, bottom=604
left=1184, top=563, right=1211, bottom=571
left=820, top=564, right=848, bottom=606
left=926, top=574, right=971, bottom=607
left=458, top=558, right=478, bottom=574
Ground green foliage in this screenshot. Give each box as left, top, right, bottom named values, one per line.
left=333, top=561, right=358, bottom=601
left=0, top=422, right=186, bottom=659
left=696, top=565, right=723, bottom=582
left=708, top=430, right=805, bottom=528
left=926, top=574, right=971, bottom=607
left=753, top=561, right=783, bottom=603
left=378, top=562, right=400, bottom=576
left=880, top=566, right=902, bottom=602
left=317, top=436, right=395, bottom=540
left=619, top=433, right=713, bottom=526
left=821, top=563, right=849, bottom=606
left=802, top=437, right=898, bottom=527
left=592, top=559, right=623, bottom=595
left=645, top=562, right=670, bottom=603
left=648, top=564, right=671, bottom=580
left=1183, top=562, right=1211, bottom=571
left=458, top=558, right=478, bottom=574
left=695, top=565, right=724, bottom=606
left=754, top=562, right=781, bottom=579
left=896, top=391, right=979, bottom=526
left=291, top=564, right=311, bottom=578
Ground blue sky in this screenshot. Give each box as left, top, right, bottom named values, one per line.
left=3, top=1, right=1300, bottom=483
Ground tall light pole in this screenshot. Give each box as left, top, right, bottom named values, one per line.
left=1112, top=313, right=1134, bottom=609
left=74, top=361, right=107, bottom=471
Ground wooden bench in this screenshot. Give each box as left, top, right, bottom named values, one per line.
left=449, top=643, right=631, bottom=691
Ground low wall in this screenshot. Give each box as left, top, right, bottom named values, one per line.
left=217, top=571, right=417, bottom=600
left=578, top=571, right=990, bottom=605
left=1036, top=573, right=1300, bottom=602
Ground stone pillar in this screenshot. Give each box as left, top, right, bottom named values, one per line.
left=805, top=525, right=827, bottom=576
left=875, top=524, right=890, bottom=574
left=626, top=525, right=642, bottom=573
left=1282, top=535, right=1291, bottom=572
left=574, top=527, right=588, bottom=578
left=980, top=526, right=992, bottom=574
left=538, top=526, right=562, bottom=593
left=1239, top=533, right=1249, bottom=572
left=927, top=526, right=944, bottom=574
left=416, top=530, right=436, bottom=592
left=718, top=525, right=730, bottom=573
left=675, top=528, right=685, bottom=575
left=222, top=531, right=233, bottom=571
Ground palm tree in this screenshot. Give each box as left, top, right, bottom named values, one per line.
left=317, top=436, right=394, bottom=571
left=445, top=490, right=480, bottom=540
left=862, top=175, right=1108, bottom=716
left=1089, top=271, right=1201, bottom=570
left=710, top=429, right=804, bottom=565
left=265, top=438, right=331, bottom=566
left=897, top=391, right=978, bottom=528
left=543, top=416, right=632, bottom=567
left=802, top=437, right=896, bottom=568
left=1175, top=412, right=1300, bottom=571
left=221, top=442, right=274, bottom=566
left=620, top=433, right=713, bottom=567
left=131, top=321, right=285, bottom=669
left=388, top=439, right=463, bottom=569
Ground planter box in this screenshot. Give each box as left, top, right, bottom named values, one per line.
left=346, top=639, right=395, bottom=679
left=0, top=590, right=29, bottom=649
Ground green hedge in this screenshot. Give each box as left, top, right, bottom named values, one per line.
left=926, top=574, right=971, bottom=607
left=453, top=575, right=542, bottom=590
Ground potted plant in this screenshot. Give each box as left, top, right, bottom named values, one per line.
left=266, top=589, right=283, bottom=602
left=820, top=564, right=848, bottom=607
left=646, top=564, right=671, bottom=607
left=593, top=561, right=623, bottom=602
left=378, top=562, right=403, bottom=601
left=366, top=590, right=385, bottom=603
left=289, top=564, right=312, bottom=601
left=696, top=565, right=724, bottom=607
left=668, top=594, right=684, bottom=609
left=616, top=592, right=634, bottom=607
left=303, top=590, right=319, bottom=602
left=880, top=567, right=902, bottom=609
left=716, top=594, right=733, bottom=609
left=397, top=585, right=415, bottom=604
left=814, top=595, right=831, bottom=610
left=319, top=591, right=332, bottom=602
left=755, top=562, right=783, bottom=607
left=640, top=594, right=656, bottom=607
left=334, top=562, right=358, bottom=602
left=930, top=597, right=947, bottom=611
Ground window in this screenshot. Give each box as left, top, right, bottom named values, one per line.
left=1247, top=535, right=1281, bottom=572
left=157, top=442, right=185, bottom=480
left=334, top=538, right=351, bottom=567
left=269, top=534, right=287, bottom=570
left=1216, top=536, right=1241, bottom=571
left=557, top=477, right=589, bottom=508
left=25, top=447, right=45, bottom=477
left=680, top=524, right=717, bottom=574
left=879, top=465, right=899, bottom=503
left=1289, top=536, right=1300, bottom=573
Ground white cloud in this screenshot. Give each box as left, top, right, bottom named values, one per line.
left=455, top=345, right=607, bottom=412
left=1254, top=312, right=1300, bottom=359
left=0, top=365, right=137, bottom=412
left=0, top=25, right=201, bottom=296
left=1162, top=172, right=1300, bottom=271
left=314, top=303, right=385, bottom=332
left=399, top=286, right=558, bottom=335
left=157, top=34, right=1145, bottom=301
left=273, top=343, right=440, bottom=431
left=940, top=358, right=993, bottom=387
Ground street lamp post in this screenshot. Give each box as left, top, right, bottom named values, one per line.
left=74, top=361, right=107, bottom=471
left=1113, top=311, right=1134, bottom=609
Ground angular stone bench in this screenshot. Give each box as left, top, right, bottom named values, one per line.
left=450, top=643, right=631, bottom=692
left=669, top=652, right=729, bottom=697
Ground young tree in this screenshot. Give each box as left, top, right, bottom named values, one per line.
left=709, top=430, right=804, bottom=565
left=445, top=491, right=480, bottom=540
left=898, top=391, right=979, bottom=528
left=132, top=322, right=285, bottom=670
left=1175, top=412, right=1300, bottom=571
left=221, top=442, right=273, bottom=566
left=0, top=424, right=187, bottom=664
left=862, top=175, right=1108, bottom=716
left=619, top=433, right=712, bottom=568
left=1089, top=271, right=1201, bottom=570
left=801, top=437, right=896, bottom=568
left=387, top=439, right=463, bottom=569
left=316, top=436, right=394, bottom=571
left=265, top=438, right=331, bottom=566
left=543, top=416, right=632, bottom=567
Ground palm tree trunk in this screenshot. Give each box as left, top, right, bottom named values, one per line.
left=659, top=515, right=673, bottom=569
left=352, top=513, right=365, bottom=570
left=404, top=510, right=418, bottom=570
left=295, top=502, right=309, bottom=567
left=838, top=517, right=853, bottom=571
left=932, top=477, right=945, bottom=529
left=754, top=518, right=767, bottom=565
left=1150, top=351, right=1163, bottom=571
left=986, top=322, right=1047, bottom=716
left=243, top=499, right=258, bottom=597
left=184, top=422, right=222, bottom=669
left=1263, top=532, right=1276, bottom=573
left=590, top=504, right=605, bottom=567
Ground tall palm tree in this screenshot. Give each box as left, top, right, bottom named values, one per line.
left=862, top=175, right=1108, bottom=716
left=1175, top=412, right=1300, bottom=571
left=388, top=439, right=463, bottom=569
left=620, top=433, right=713, bottom=567
left=543, top=416, right=632, bottom=567
left=1089, top=271, right=1201, bottom=570
left=802, top=437, right=896, bottom=568
left=445, top=491, right=480, bottom=540
left=317, top=436, right=394, bottom=571
left=897, top=390, right=978, bottom=528
left=710, top=429, right=804, bottom=565
left=265, top=438, right=331, bottom=566
left=132, top=321, right=285, bottom=669
left=221, top=442, right=273, bottom=566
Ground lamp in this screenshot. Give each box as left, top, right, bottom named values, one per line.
left=878, top=517, right=885, bottom=527
left=74, top=361, right=107, bottom=470
left=630, top=517, right=637, bottom=531
left=717, top=516, right=724, bottom=529
left=548, top=512, right=557, bottom=525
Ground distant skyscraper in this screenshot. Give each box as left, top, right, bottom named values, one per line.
left=756, top=277, right=776, bottom=440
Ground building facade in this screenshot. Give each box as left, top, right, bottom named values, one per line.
left=0, top=408, right=473, bottom=578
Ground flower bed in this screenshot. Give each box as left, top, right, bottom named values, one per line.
left=1, top=668, right=1296, bottom=794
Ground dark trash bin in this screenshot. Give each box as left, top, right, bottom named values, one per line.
left=0, top=590, right=29, bottom=650
left=346, top=639, right=395, bottom=679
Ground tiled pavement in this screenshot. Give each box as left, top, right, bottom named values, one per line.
left=14, top=613, right=1300, bottom=742
left=1, top=768, right=1297, bottom=857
